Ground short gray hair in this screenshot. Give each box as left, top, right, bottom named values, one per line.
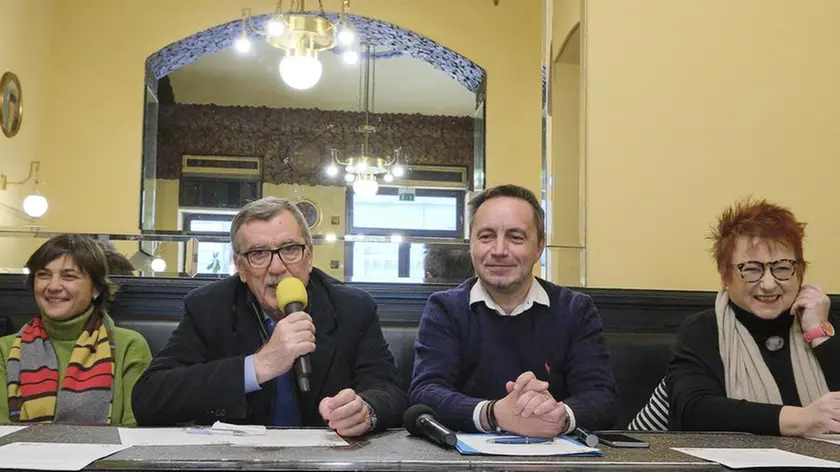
left=230, top=197, right=313, bottom=253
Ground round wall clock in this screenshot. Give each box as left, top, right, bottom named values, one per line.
left=295, top=199, right=321, bottom=229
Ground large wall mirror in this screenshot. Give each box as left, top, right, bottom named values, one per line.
left=136, top=12, right=485, bottom=283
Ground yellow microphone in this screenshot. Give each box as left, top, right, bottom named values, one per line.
left=275, top=277, right=311, bottom=392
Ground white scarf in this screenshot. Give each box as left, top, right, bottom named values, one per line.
left=716, top=290, right=828, bottom=405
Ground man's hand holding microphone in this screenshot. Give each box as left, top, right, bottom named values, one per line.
left=252, top=277, right=316, bottom=385
left=253, top=277, right=374, bottom=437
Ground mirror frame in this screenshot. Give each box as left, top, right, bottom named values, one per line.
left=0, top=71, right=23, bottom=138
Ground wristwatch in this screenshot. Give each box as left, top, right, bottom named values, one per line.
left=803, top=320, right=835, bottom=343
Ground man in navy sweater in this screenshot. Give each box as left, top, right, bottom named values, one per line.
left=409, top=185, right=618, bottom=436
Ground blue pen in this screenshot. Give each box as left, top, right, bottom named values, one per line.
left=488, top=436, right=554, bottom=445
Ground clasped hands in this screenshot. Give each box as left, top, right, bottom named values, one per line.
left=489, top=371, right=568, bottom=438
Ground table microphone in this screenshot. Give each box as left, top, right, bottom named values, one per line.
left=404, top=405, right=457, bottom=448
left=275, top=277, right=311, bottom=393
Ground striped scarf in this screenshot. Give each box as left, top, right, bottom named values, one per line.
left=6, top=308, right=114, bottom=423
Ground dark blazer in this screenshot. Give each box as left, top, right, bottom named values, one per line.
left=132, top=268, right=407, bottom=430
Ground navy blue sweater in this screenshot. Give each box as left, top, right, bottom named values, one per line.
left=409, top=278, right=619, bottom=432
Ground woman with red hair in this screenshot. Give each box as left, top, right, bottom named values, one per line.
left=667, top=199, right=840, bottom=436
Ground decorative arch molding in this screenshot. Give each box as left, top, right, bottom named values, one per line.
left=146, top=13, right=486, bottom=92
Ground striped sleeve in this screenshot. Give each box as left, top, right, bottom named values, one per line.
left=628, top=378, right=669, bottom=431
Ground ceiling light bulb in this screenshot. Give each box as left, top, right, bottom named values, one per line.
left=234, top=36, right=252, bottom=53
left=391, top=165, right=405, bottom=178
left=337, top=28, right=355, bottom=46
left=344, top=173, right=355, bottom=182
left=22, top=194, right=48, bottom=218
left=383, top=173, right=394, bottom=183
left=279, top=55, right=323, bottom=90
left=352, top=178, right=379, bottom=197
left=326, top=165, right=339, bottom=177
left=266, top=19, right=285, bottom=36
left=342, top=50, right=359, bottom=65
left=151, top=257, right=167, bottom=272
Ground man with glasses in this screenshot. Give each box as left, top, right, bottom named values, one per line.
left=133, top=197, right=406, bottom=435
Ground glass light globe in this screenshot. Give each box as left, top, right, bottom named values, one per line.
left=279, top=55, right=323, bottom=90
left=337, top=28, right=355, bottom=46
left=352, top=178, right=379, bottom=197
left=234, top=36, right=252, bottom=53
left=22, top=194, right=48, bottom=218
left=342, top=50, right=359, bottom=65
left=151, top=257, right=167, bottom=272
left=326, top=165, right=339, bottom=177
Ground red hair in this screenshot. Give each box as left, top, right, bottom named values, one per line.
left=709, top=199, right=807, bottom=281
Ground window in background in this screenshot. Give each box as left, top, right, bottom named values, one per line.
left=349, top=242, right=427, bottom=282
left=347, top=188, right=464, bottom=238
left=182, top=213, right=236, bottom=275
left=346, top=188, right=465, bottom=281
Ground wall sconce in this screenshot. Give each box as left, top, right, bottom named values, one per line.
left=0, top=161, right=48, bottom=218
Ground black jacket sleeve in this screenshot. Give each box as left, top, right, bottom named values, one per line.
left=666, top=310, right=783, bottom=434
left=131, top=300, right=250, bottom=426
left=353, top=303, right=408, bottom=432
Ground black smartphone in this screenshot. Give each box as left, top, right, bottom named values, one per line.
left=596, top=432, right=650, bottom=448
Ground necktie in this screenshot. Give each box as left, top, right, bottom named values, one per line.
left=263, top=317, right=302, bottom=426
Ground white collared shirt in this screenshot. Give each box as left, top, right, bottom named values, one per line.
left=468, top=277, right=575, bottom=434
left=469, top=277, right=550, bottom=316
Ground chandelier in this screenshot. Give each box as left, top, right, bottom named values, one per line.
left=234, top=0, right=356, bottom=90
left=326, top=43, right=405, bottom=197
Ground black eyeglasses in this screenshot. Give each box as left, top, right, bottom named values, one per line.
left=733, top=259, right=799, bottom=283
left=241, top=244, right=307, bottom=269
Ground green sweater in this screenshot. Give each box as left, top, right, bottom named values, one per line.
left=0, top=310, right=152, bottom=426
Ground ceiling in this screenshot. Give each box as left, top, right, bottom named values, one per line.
left=167, top=41, right=477, bottom=117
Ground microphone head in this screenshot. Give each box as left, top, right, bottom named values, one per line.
left=276, top=277, right=308, bottom=312
left=403, top=404, right=435, bottom=435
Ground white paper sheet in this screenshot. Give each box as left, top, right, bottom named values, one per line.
left=118, top=427, right=349, bottom=447
left=456, top=434, right=599, bottom=457
left=673, top=447, right=840, bottom=469
left=118, top=427, right=233, bottom=446
left=211, top=421, right=266, bottom=436
left=0, top=442, right=130, bottom=471
left=810, top=434, right=840, bottom=446
left=0, top=425, right=27, bottom=439
left=228, top=429, right=349, bottom=448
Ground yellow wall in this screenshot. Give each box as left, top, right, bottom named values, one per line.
left=548, top=44, right=583, bottom=286
left=584, top=0, right=840, bottom=291
left=0, top=0, right=56, bottom=267
left=29, top=0, right=542, bottom=239
left=552, top=0, right=581, bottom=62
